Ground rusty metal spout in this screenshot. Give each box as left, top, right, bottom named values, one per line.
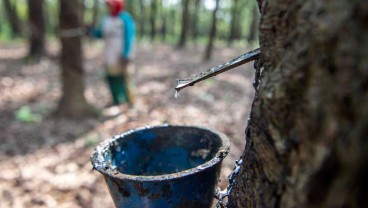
left=175, top=48, right=261, bottom=91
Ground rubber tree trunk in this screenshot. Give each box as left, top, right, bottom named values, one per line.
left=150, top=0, right=158, bottom=41
left=161, top=14, right=167, bottom=42
left=27, top=0, right=45, bottom=57
left=3, top=0, right=22, bottom=37
left=228, top=0, right=241, bottom=45
left=191, top=0, right=201, bottom=44
left=228, top=0, right=368, bottom=207
left=247, top=2, right=259, bottom=43
left=169, top=9, right=176, bottom=39
left=177, top=0, right=190, bottom=48
left=56, top=0, right=94, bottom=118
left=91, top=0, right=99, bottom=27
left=138, top=0, right=146, bottom=38
left=203, top=0, right=220, bottom=61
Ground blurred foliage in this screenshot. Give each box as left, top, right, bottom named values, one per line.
left=0, top=0, right=259, bottom=47
left=15, top=105, right=43, bottom=123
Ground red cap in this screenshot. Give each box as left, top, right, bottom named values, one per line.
left=106, top=0, right=125, bottom=17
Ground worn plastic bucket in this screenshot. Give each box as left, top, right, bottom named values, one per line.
left=90, top=125, right=230, bottom=208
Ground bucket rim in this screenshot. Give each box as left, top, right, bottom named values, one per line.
left=90, top=124, right=231, bottom=182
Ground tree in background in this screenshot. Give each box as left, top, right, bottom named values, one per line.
left=91, top=0, right=100, bottom=27
left=168, top=8, right=177, bottom=41
left=3, top=0, right=22, bottom=37
left=247, top=1, right=259, bottom=43
left=150, top=0, right=158, bottom=41
left=190, top=0, right=202, bottom=44
left=228, top=0, right=242, bottom=45
left=56, top=0, right=94, bottom=118
left=160, top=6, right=168, bottom=42
left=27, top=0, right=46, bottom=58
left=138, top=0, right=147, bottom=38
left=228, top=0, right=368, bottom=207
left=177, top=0, right=190, bottom=48
left=204, top=0, right=220, bottom=61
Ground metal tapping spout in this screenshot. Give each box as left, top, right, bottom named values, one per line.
left=175, top=48, right=261, bottom=91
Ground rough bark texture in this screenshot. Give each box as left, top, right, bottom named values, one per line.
left=56, top=0, right=94, bottom=118
left=4, top=0, right=22, bottom=37
left=28, top=0, right=45, bottom=57
left=229, top=0, right=368, bottom=207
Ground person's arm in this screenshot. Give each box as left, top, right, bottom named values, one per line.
left=120, top=12, right=136, bottom=59
left=90, top=17, right=106, bottom=38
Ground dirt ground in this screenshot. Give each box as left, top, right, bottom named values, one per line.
left=0, top=41, right=255, bottom=208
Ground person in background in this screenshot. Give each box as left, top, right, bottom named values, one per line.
left=90, top=0, right=136, bottom=106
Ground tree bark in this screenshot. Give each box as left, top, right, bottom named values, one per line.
left=3, top=0, right=22, bottom=37
left=177, top=0, right=190, bottom=48
left=27, top=0, right=46, bottom=57
left=228, top=0, right=368, bottom=207
left=56, top=0, right=94, bottom=118
left=203, top=0, right=220, bottom=61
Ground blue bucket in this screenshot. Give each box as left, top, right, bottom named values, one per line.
left=90, top=125, right=230, bottom=208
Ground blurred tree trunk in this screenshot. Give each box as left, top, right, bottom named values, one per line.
left=27, top=0, right=45, bottom=58
left=228, top=0, right=368, bottom=207
left=80, top=0, right=86, bottom=25
left=228, top=0, right=241, bottom=45
left=191, top=0, right=201, bottom=44
left=247, top=2, right=259, bottom=43
left=43, top=1, right=50, bottom=35
left=158, top=0, right=166, bottom=42
left=161, top=14, right=167, bottom=42
left=203, top=0, right=220, bottom=61
left=150, top=0, right=158, bottom=41
left=56, top=0, right=94, bottom=118
left=126, top=0, right=135, bottom=17
left=138, top=0, right=146, bottom=38
left=3, top=0, right=22, bottom=37
left=91, top=0, right=99, bottom=27
left=169, top=9, right=176, bottom=39
left=177, top=0, right=190, bottom=48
